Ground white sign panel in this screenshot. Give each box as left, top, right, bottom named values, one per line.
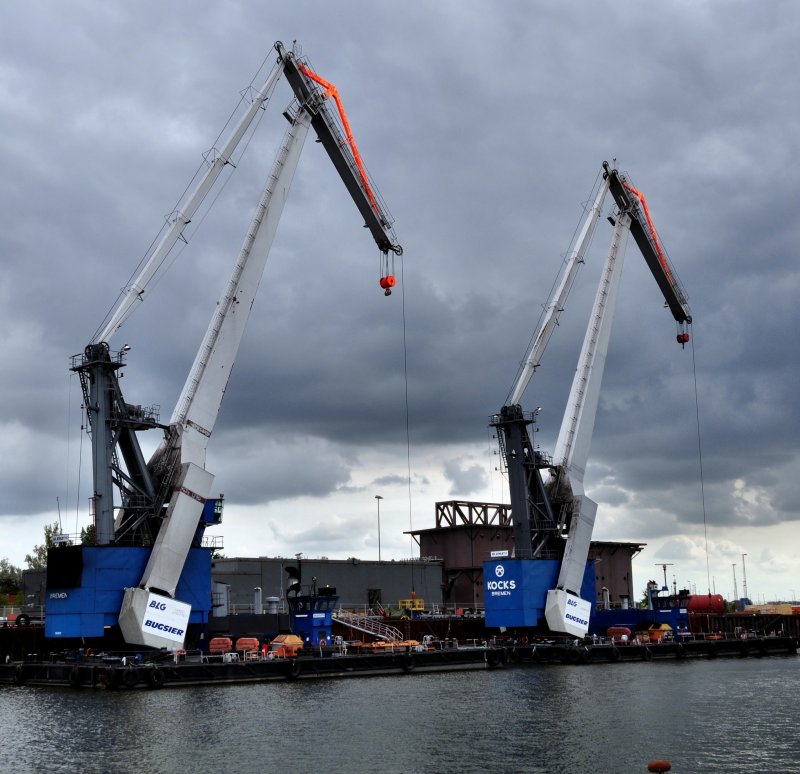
left=490, top=550, right=509, bottom=558
left=545, top=589, right=592, bottom=638
left=119, top=587, right=192, bottom=649
left=141, top=592, right=191, bottom=645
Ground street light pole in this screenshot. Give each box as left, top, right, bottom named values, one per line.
left=375, top=495, right=383, bottom=562
left=741, top=553, right=748, bottom=601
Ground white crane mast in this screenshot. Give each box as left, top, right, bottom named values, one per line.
left=150, top=113, right=312, bottom=584
left=119, top=108, right=313, bottom=647
left=543, top=211, right=632, bottom=634
left=508, top=178, right=609, bottom=407
left=96, top=61, right=286, bottom=345
left=552, top=211, right=631, bottom=489
left=172, top=115, right=309, bottom=433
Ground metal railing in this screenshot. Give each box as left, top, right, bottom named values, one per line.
left=332, top=611, right=404, bottom=642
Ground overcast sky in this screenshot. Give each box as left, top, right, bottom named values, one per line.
left=2, top=1, right=798, bottom=603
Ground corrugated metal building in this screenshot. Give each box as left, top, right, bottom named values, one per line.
left=212, top=501, right=644, bottom=615
left=409, top=501, right=644, bottom=609
left=212, top=556, right=445, bottom=614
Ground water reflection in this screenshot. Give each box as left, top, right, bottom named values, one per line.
left=0, top=657, right=796, bottom=773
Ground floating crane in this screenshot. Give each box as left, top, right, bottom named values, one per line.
left=487, top=162, right=691, bottom=637
left=56, top=42, right=401, bottom=649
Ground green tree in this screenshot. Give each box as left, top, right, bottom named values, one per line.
left=25, top=521, right=61, bottom=570
left=80, top=523, right=96, bottom=546
left=0, top=558, right=22, bottom=596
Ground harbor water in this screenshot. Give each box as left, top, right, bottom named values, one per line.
left=1, top=656, right=797, bottom=773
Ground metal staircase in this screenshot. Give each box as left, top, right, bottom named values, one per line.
left=332, top=611, right=403, bottom=641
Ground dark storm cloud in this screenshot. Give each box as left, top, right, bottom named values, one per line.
left=373, top=475, right=412, bottom=488
left=1, top=1, right=798, bottom=587
left=443, top=459, right=487, bottom=497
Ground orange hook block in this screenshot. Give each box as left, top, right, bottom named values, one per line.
left=379, top=275, right=396, bottom=295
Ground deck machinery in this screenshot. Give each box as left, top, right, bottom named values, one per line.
left=485, top=162, right=692, bottom=637
left=48, top=42, right=401, bottom=649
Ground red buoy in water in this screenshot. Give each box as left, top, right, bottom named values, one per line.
left=647, top=762, right=672, bottom=773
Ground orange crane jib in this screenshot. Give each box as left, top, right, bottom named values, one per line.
left=298, top=64, right=381, bottom=216
left=621, top=180, right=675, bottom=287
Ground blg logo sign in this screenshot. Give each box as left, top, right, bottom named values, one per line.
left=141, top=592, right=190, bottom=645
left=486, top=563, right=516, bottom=597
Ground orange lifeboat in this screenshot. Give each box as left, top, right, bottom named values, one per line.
left=208, top=637, right=233, bottom=655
